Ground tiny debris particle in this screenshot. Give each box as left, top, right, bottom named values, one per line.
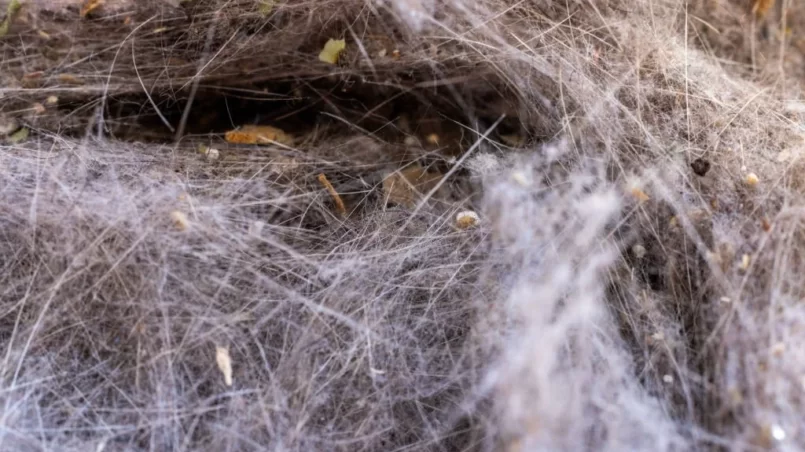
left=690, top=157, right=711, bottom=177
left=391, top=49, right=401, bottom=59
left=745, top=172, right=759, bottom=187
left=632, top=244, right=647, bottom=259
left=740, top=253, right=751, bottom=271
left=170, top=210, right=189, bottom=231
left=45, top=95, right=59, bottom=105
left=425, top=133, right=440, bottom=145
left=31, top=103, right=45, bottom=115
left=377, top=48, right=387, bottom=58
left=650, top=332, right=664, bottom=342
left=318, top=38, right=346, bottom=64
left=720, top=296, right=732, bottom=304
left=215, top=346, right=233, bottom=387
left=455, top=210, right=480, bottom=229
left=198, top=144, right=220, bottom=161
left=662, top=374, right=674, bottom=384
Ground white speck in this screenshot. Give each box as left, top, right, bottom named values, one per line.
left=772, top=342, right=785, bottom=357
left=771, top=424, right=786, bottom=441
left=651, top=332, right=664, bottom=342
left=720, top=296, right=732, bottom=304
left=511, top=171, right=530, bottom=187
left=205, top=147, right=220, bottom=161
left=632, top=244, right=646, bottom=259
left=662, top=374, right=674, bottom=384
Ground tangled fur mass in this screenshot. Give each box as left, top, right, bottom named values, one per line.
left=2, top=0, right=805, bottom=450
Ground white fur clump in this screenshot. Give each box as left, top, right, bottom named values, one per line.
left=478, top=148, right=688, bottom=450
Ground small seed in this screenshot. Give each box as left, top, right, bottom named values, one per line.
left=455, top=210, right=480, bottom=229
left=170, top=210, right=189, bottom=231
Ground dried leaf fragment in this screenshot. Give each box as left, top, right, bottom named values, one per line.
left=80, top=0, right=105, bottom=18
left=317, top=173, right=347, bottom=217
left=318, top=38, right=346, bottom=64
left=630, top=187, right=650, bottom=203
left=225, top=125, right=293, bottom=146
left=215, top=346, right=233, bottom=386
left=0, top=0, right=22, bottom=38
left=752, top=0, right=774, bottom=18
left=382, top=164, right=443, bottom=207
left=58, top=74, right=84, bottom=85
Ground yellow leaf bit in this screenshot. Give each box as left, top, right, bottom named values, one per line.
left=0, top=0, right=23, bottom=38
left=224, top=125, right=293, bottom=146
left=318, top=38, right=346, bottom=65
left=80, top=0, right=105, bottom=18
left=317, top=173, right=347, bottom=217
left=257, top=0, right=275, bottom=15
left=630, top=187, right=650, bottom=203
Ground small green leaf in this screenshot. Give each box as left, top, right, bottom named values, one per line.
left=0, top=0, right=23, bottom=38
left=7, top=127, right=28, bottom=144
